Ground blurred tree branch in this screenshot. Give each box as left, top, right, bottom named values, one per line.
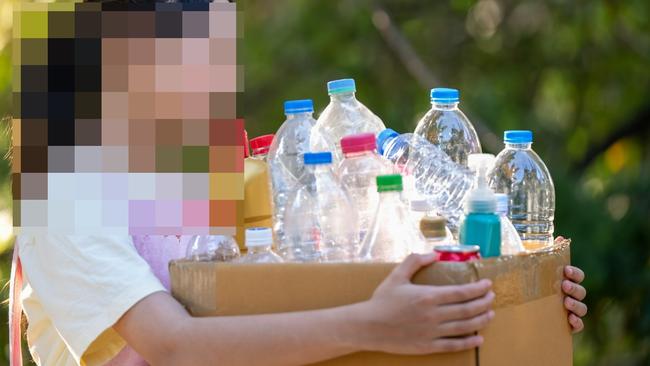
left=370, top=2, right=501, bottom=152
left=575, top=103, right=650, bottom=171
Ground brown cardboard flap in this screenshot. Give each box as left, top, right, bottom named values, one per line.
left=474, top=240, right=570, bottom=308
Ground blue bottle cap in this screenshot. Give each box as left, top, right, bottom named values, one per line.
left=504, top=130, right=533, bottom=144
left=376, top=128, right=400, bottom=155
left=430, top=88, right=460, bottom=103
left=327, top=78, right=356, bottom=95
left=303, top=152, right=333, bottom=165
left=284, top=99, right=314, bottom=114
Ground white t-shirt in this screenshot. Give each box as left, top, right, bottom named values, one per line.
left=18, top=235, right=166, bottom=366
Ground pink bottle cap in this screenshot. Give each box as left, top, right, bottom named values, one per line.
left=340, top=133, right=376, bottom=154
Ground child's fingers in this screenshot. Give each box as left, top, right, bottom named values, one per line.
left=562, top=280, right=586, bottom=301
left=564, top=266, right=585, bottom=284
left=569, top=313, right=584, bottom=334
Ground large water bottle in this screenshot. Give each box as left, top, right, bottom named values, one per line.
left=338, top=132, right=392, bottom=243
left=267, top=100, right=317, bottom=248
left=494, top=194, right=525, bottom=255
left=359, top=174, right=426, bottom=262
left=283, top=152, right=359, bottom=262
left=311, top=78, right=386, bottom=165
left=377, top=129, right=474, bottom=232
left=489, top=130, right=555, bottom=250
left=414, top=88, right=481, bottom=166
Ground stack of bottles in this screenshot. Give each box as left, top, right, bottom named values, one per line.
left=187, top=79, right=556, bottom=264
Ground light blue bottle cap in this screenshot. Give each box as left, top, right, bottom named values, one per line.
left=284, top=99, right=314, bottom=114
left=304, top=152, right=333, bottom=165
left=504, top=130, right=533, bottom=144
left=376, top=128, right=399, bottom=155
left=327, top=78, right=356, bottom=95
left=430, top=88, right=460, bottom=103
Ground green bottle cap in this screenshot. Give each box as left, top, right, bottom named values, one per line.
left=376, top=174, right=403, bottom=192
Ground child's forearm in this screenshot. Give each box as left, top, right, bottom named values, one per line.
left=116, top=291, right=368, bottom=366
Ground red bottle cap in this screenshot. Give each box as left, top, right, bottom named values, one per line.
left=340, top=133, right=376, bottom=154
left=250, top=134, right=274, bottom=156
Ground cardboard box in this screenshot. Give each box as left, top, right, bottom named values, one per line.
left=170, top=241, right=572, bottom=365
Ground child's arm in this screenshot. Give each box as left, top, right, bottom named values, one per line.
left=115, top=253, right=495, bottom=366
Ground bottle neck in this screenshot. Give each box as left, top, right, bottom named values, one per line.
left=505, top=142, right=532, bottom=150
left=329, top=92, right=356, bottom=103
left=343, top=150, right=375, bottom=159
left=431, top=101, right=459, bottom=111
left=285, top=112, right=314, bottom=120
left=247, top=245, right=273, bottom=254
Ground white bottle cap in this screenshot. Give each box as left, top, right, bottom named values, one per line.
left=245, top=227, right=274, bottom=247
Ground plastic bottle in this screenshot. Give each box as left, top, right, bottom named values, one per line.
left=420, top=215, right=455, bottom=251
left=377, top=129, right=474, bottom=233
left=338, top=132, right=392, bottom=243
left=488, top=130, right=555, bottom=250
left=494, top=193, right=525, bottom=255
left=267, top=100, right=317, bottom=249
left=359, top=174, right=426, bottom=262
left=282, top=152, right=359, bottom=262
left=459, top=154, right=501, bottom=258
left=414, top=88, right=481, bottom=167
left=311, top=78, right=386, bottom=165
left=243, top=134, right=275, bottom=251
left=186, top=235, right=241, bottom=262
left=238, top=228, right=284, bottom=264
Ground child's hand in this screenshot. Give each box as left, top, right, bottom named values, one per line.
left=555, top=236, right=587, bottom=333
left=562, top=265, right=587, bottom=333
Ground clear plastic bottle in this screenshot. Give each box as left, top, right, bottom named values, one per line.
left=359, top=174, right=426, bottom=262
left=186, top=235, right=241, bottom=262
left=238, top=228, right=284, bottom=264
left=338, top=132, right=392, bottom=243
left=267, top=100, right=317, bottom=249
left=488, top=130, right=555, bottom=250
left=459, top=154, right=501, bottom=258
left=311, top=78, right=386, bottom=165
left=420, top=215, right=455, bottom=251
left=377, top=129, right=474, bottom=233
left=283, top=152, right=359, bottom=262
left=414, top=88, right=481, bottom=167
left=494, top=193, right=525, bottom=255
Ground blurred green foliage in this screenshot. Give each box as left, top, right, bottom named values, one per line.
left=0, top=0, right=649, bottom=365
left=244, top=1, right=650, bottom=365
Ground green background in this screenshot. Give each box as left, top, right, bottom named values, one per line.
left=1, top=0, right=650, bottom=364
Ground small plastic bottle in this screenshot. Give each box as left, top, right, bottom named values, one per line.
left=238, top=228, right=284, bottom=264
left=359, top=174, right=426, bottom=262
left=494, top=193, right=525, bottom=255
left=459, top=154, right=501, bottom=258
left=420, top=215, right=455, bottom=251
left=186, top=235, right=241, bottom=262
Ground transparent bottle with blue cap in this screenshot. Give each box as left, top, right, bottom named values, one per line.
left=488, top=130, right=555, bottom=250
left=414, top=88, right=481, bottom=167
left=459, top=154, right=501, bottom=258
left=267, top=99, right=317, bottom=248
left=311, top=78, right=386, bottom=165
left=282, top=152, right=359, bottom=262
left=376, top=129, right=473, bottom=234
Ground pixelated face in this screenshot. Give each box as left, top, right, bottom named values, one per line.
left=12, top=1, right=244, bottom=235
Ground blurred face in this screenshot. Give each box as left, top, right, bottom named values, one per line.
left=13, top=1, right=243, bottom=236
